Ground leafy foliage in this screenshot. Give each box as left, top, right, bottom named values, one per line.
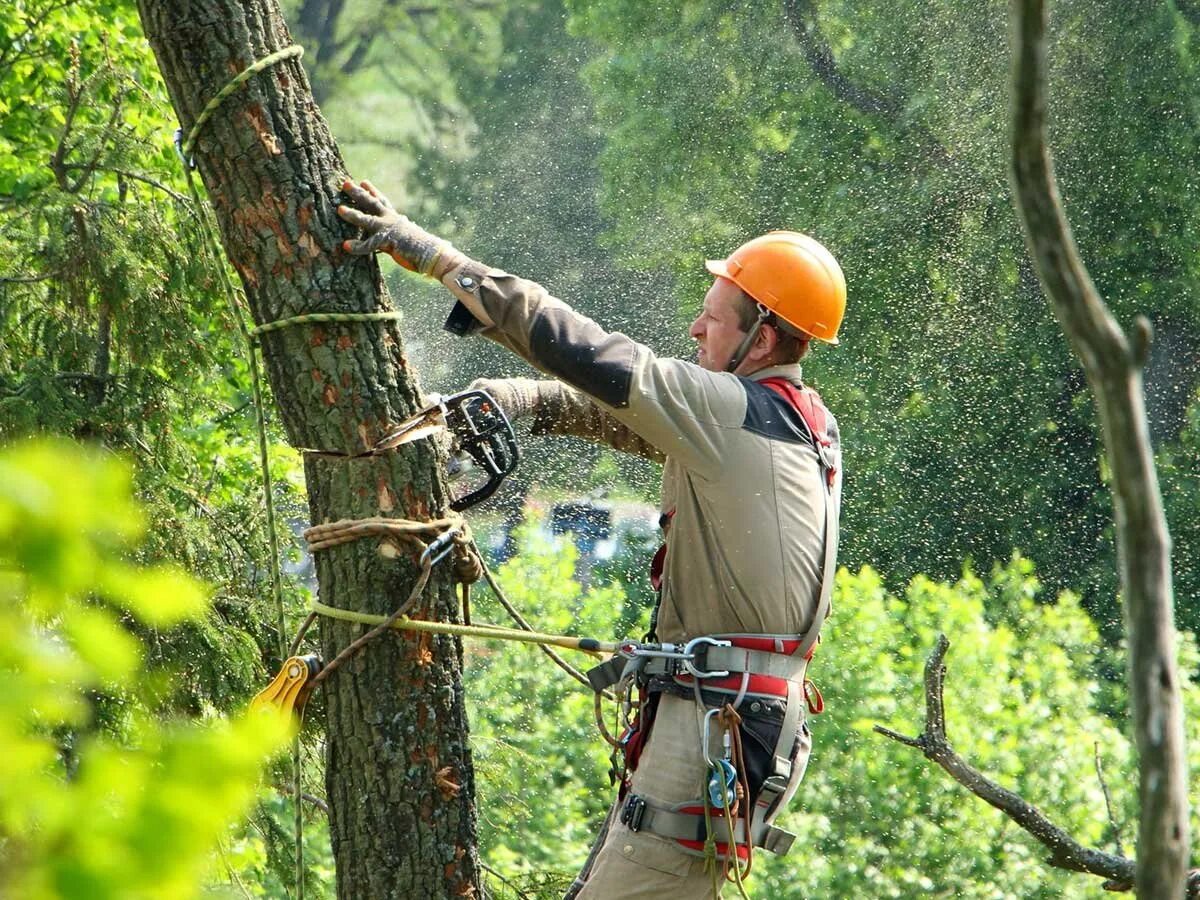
left=559, top=0, right=1200, bottom=636
left=0, top=439, right=287, bottom=898
left=0, top=0, right=310, bottom=718
left=469, top=542, right=1200, bottom=897
left=466, top=528, right=635, bottom=873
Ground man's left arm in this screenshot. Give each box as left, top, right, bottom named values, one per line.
left=472, top=377, right=665, bottom=464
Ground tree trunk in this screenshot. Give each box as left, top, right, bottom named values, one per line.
left=135, top=3, right=481, bottom=897
left=1010, top=1, right=1188, bottom=895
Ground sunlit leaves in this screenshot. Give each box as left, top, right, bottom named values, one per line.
left=0, top=439, right=287, bottom=899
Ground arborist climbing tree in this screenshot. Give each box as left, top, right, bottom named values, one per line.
left=336, top=180, right=847, bottom=898
left=134, top=1, right=483, bottom=897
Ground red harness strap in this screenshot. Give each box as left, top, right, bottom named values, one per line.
left=758, top=376, right=837, bottom=488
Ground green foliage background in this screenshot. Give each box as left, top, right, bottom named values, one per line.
left=3, top=0, right=1199, bottom=896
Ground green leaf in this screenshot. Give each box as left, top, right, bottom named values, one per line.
left=62, top=606, right=141, bottom=687
left=98, top=562, right=210, bottom=626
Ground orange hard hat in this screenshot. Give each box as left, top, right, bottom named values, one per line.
left=705, top=231, right=846, bottom=344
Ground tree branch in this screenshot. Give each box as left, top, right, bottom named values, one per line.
left=61, top=164, right=190, bottom=204
left=781, top=0, right=902, bottom=117
left=781, top=0, right=983, bottom=209
left=877, top=636, right=1200, bottom=896
left=1010, top=2, right=1188, bottom=895
left=1173, top=0, right=1200, bottom=28
left=1095, top=741, right=1126, bottom=858
left=875, top=635, right=1138, bottom=886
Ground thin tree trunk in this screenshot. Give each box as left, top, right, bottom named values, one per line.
left=135, top=2, right=481, bottom=896
left=1010, top=1, right=1188, bottom=895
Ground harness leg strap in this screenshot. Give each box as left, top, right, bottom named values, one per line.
left=749, top=678, right=803, bottom=853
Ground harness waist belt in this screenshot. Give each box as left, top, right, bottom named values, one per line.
left=586, top=633, right=810, bottom=695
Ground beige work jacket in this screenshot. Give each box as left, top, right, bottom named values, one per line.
left=444, top=263, right=841, bottom=644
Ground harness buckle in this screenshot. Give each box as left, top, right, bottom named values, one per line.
left=681, top=636, right=732, bottom=679
left=621, top=794, right=647, bottom=833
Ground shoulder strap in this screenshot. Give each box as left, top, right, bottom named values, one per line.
left=756, top=377, right=840, bottom=658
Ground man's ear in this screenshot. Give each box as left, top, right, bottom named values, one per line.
left=754, top=322, right=780, bottom=361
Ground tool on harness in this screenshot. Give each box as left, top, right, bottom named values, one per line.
left=585, top=636, right=734, bottom=699
left=374, top=389, right=519, bottom=511
left=704, top=708, right=738, bottom=809
left=249, top=654, right=322, bottom=719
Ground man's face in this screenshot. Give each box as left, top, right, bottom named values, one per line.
left=690, top=277, right=749, bottom=372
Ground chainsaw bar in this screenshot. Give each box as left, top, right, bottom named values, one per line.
left=373, top=389, right=519, bottom=511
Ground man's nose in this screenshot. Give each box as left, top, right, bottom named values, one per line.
left=688, top=314, right=703, bottom=339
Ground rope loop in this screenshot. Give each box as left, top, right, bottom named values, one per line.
left=180, top=44, right=304, bottom=164
left=302, top=513, right=484, bottom=590
left=249, top=310, right=405, bottom=340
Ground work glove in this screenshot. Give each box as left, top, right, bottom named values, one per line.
left=337, top=180, right=463, bottom=277
left=468, top=378, right=543, bottom=421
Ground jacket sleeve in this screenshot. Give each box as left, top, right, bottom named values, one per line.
left=444, top=261, right=746, bottom=480
left=527, top=381, right=665, bottom=464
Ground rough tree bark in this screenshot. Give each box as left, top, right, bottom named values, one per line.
left=1010, top=0, right=1189, bottom=896
left=136, top=2, right=481, bottom=897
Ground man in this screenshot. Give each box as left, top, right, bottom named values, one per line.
left=337, top=179, right=845, bottom=899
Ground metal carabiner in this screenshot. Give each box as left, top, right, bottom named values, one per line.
left=682, top=636, right=732, bottom=679
left=624, top=642, right=687, bottom=660
left=701, top=707, right=722, bottom=767
left=702, top=707, right=737, bottom=807
left=419, top=526, right=461, bottom=568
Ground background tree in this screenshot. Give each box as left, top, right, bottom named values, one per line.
left=1009, top=0, right=1187, bottom=890
left=0, top=0, right=292, bottom=718
left=134, top=0, right=482, bottom=895
left=560, top=0, right=1200, bottom=642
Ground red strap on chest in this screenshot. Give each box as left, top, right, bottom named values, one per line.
left=758, top=377, right=831, bottom=448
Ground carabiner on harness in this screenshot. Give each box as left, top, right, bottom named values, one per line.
left=682, top=636, right=733, bottom=679
left=702, top=707, right=738, bottom=808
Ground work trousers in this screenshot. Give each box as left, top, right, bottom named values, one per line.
left=567, top=693, right=811, bottom=899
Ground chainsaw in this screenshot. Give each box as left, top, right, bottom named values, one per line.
left=374, top=388, right=520, bottom=512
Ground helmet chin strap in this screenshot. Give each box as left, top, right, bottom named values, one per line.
left=724, top=304, right=773, bottom=374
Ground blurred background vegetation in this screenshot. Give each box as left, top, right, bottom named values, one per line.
left=2, top=0, right=1199, bottom=896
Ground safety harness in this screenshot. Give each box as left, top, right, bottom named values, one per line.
left=586, top=376, right=841, bottom=864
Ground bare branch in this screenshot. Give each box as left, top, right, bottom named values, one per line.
left=1010, top=2, right=1188, bottom=894
left=876, top=635, right=1137, bottom=886
left=274, top=784, right=329, bottom=815
left=781, top=0, right=902, bottom=117
left=62, top=163, right=190, bottom=204
left=480, top=863, right=537, bottom=900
